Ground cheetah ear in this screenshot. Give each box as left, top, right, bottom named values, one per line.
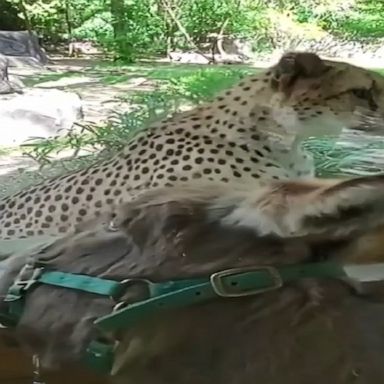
left=271, top=51, right=329, bottom=93
left=282, top=174, right=384, bottom=238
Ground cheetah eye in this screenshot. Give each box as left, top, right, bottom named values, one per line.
left=351, top=88, right=371, bottom=100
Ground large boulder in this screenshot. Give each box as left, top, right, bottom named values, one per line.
left=0, top=53, right=24, bottom=94
left=0, top=30, right=48, bottom=66
left=0, top=89, right=83, bottom=146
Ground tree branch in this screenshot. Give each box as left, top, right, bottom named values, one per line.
left=214, top=17, right=230, bottom=57
left=159, top=0, right=215, bottom=63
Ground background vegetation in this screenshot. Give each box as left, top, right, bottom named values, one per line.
left=1, top=0, right=383, bottom=61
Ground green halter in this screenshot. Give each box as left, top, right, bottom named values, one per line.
left=1, top=260, right=381, bottom=375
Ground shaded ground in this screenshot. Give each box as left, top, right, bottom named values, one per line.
left=22, top=58, right=159, bottom=124
left=23, top=57, right=261, bottom=124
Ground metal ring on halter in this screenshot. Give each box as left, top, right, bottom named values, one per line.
left=107, top=220, right=119, bottom=232
left=110, top=278, right=152, bottom=312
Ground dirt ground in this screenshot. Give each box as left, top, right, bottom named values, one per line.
left=15, top=56, right=160, bottom=123
left=0, top=56, right=162, bottom=198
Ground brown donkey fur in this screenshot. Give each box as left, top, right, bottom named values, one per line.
left=2, top=176, right=384, bottom=383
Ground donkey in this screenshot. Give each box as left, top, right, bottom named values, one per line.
left=2, top=176, right=384, bottom=384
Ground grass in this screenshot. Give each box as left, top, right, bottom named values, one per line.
left=304, top=137, right=384, bottom=178
left=22, top=60, right=384, bottom=178
left=24, top=71, right=85, bottom=87
left=27, top=60, right=257, bottom=86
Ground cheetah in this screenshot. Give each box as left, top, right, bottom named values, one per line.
left=1, top=51, right=384, bottom=241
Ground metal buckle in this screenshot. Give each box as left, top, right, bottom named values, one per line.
left=111, top=278, right=152, bottom=311
left=210, top=266, right=283, bottom=297
left=13, top=266, right=43, bottom=291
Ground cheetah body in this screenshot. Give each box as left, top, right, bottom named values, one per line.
left=1, top=52, right=384, bottom=240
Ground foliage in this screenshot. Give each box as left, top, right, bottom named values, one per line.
left=21, top=88, right=184, bottom=166
left=303, top=137, right=384, bottom=177
left=0, top=1, right=24, bottom=30
left=3, top=0, right=384, bottom=58
left=157, top=67, right=252, bottom=102
left=21, top=65, right=249, bottom=166
left=4, top=0, right=384, bottom=178
left=324, top=1, right=384, bottom=39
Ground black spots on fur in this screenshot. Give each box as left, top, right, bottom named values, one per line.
left=155, top=144, right=163, bottom=151
left=232, top=170, right=242, bottom=178
left=7, top=229, right=15, bottom=236
left=78, top=209, right=87, bottom=217
left=203, top=168, right=212, bottom=175
left=72, top=196, right=79, bottom=204
left=45, top=215, right=53, bottom=223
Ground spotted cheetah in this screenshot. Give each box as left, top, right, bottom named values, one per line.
left=1, top=51, right=384, bottom=241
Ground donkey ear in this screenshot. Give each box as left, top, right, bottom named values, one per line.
left=285, top=174, right=384, bottom=238
left=271, top=51, right=330, bottom=93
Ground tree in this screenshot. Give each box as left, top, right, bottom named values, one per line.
left=3, top=0, right=384, bottom=61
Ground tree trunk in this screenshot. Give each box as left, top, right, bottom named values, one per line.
left=64, top=0, right=73, bottom=39
left=158, top=0, right=176, bottom=56
left=213, top=18, right=230, bottom=57
left=110, top=0, right=130, bottom=58
left=18, top=0, right=33, bottom=36
left=110, top=0, right=126, bottom=38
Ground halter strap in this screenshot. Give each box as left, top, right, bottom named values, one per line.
left=2, top=260, right=383, bottom=374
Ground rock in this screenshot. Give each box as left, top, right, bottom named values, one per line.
left=168, top=49, right=249, bottom=65
left=289, top=35, right=384, bottom=63
left=8, top=74, right=24, bottom=90
left=68, top=40, right=101, bottom=57
left=206, top=34, right=253, bottom=60
left=214, top=54, right=246, bottom=64
left=168, top=51, right=211, bottom=64
left=0, top=53, right=23, bottom=95
left=224, top=37, right=253, bottom=59
left=0, top=30, right=48, bottom=66
left=0, top=89, right=83, bottom=146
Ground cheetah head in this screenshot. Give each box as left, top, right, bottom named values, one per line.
left=255, top=52, right=384, bottom=142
